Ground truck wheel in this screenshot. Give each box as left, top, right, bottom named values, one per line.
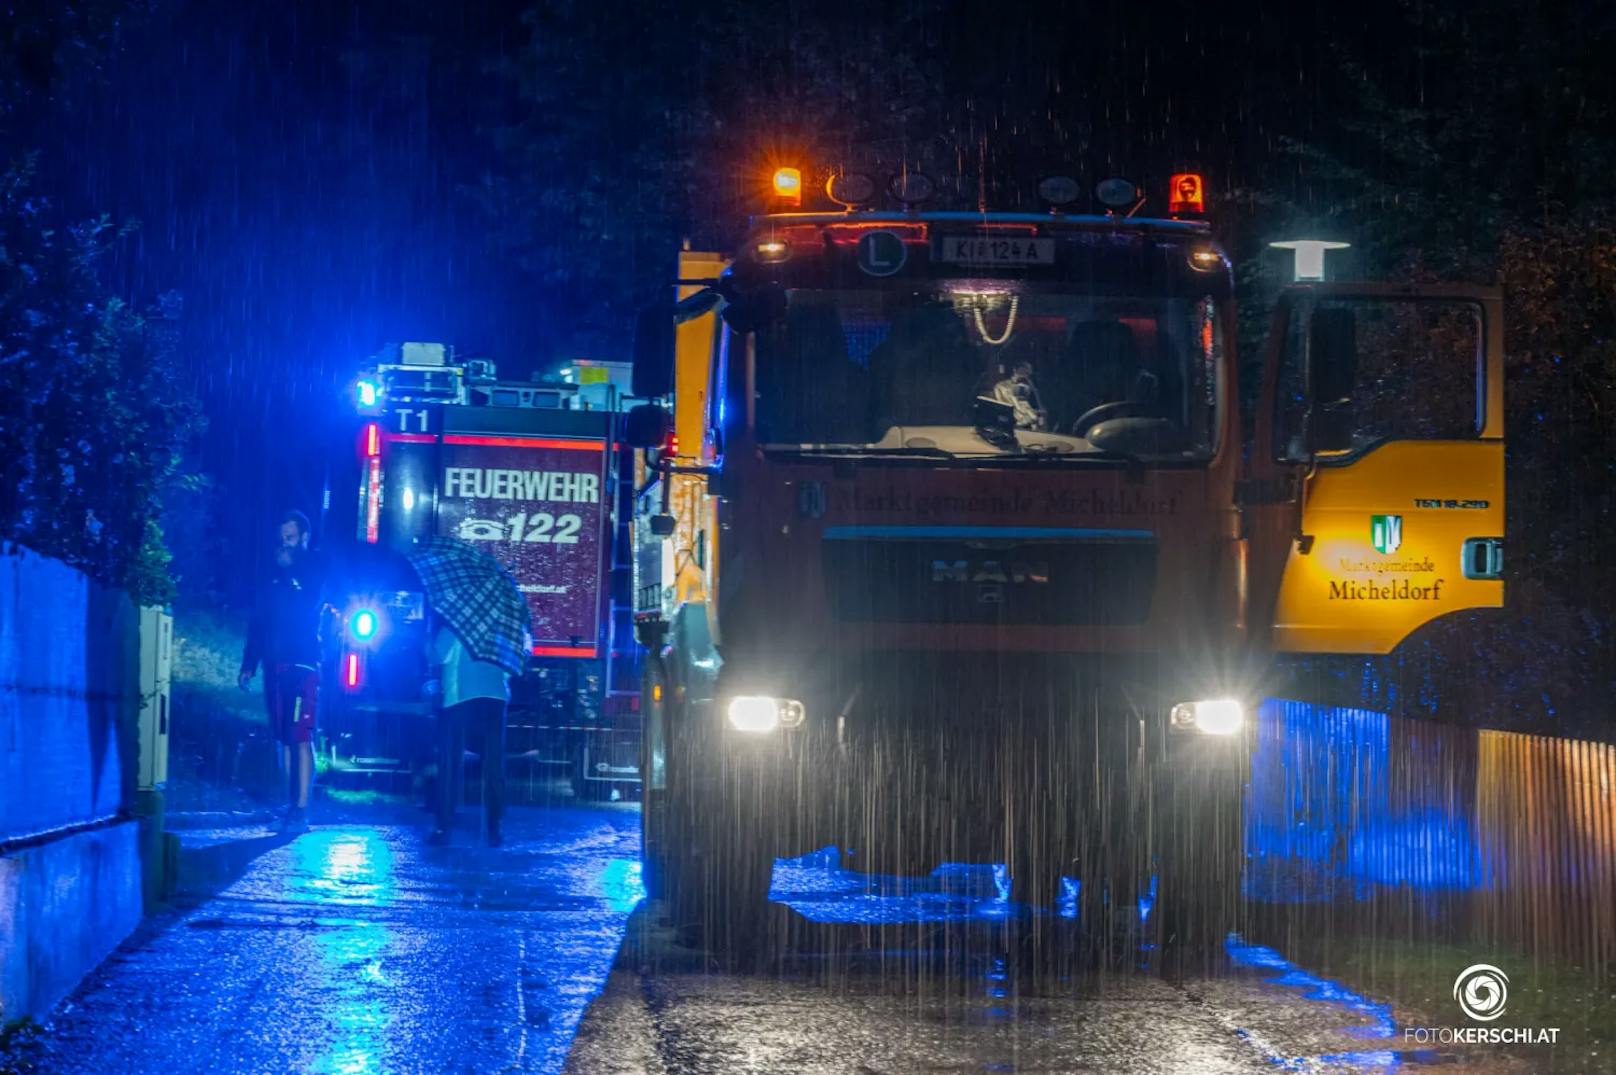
left=1147, top=743, right=1246, bottom=970
left=1151, top=850, right=1239, bottom=972
left=657, top=738, right=778, bottom=965
left=1072, top=856, right=1151, bottom=966
left=1007, top=852, right=1080, bottom=985
left=654, top=815, right=776, bottom=969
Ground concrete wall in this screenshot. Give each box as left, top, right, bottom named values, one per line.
left=0, top=545, right=144, bottom=1024
left=0, top=821, right=143, bottom=1022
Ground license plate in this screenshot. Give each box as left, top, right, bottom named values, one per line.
left=935, top=236, right=1055, bottom=266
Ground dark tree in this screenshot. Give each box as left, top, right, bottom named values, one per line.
left=1265, top=0, right=1616, bottom=735
left=0, top=160, right=202, bottom=604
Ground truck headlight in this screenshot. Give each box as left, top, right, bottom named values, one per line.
left=1170, top=699, right=1244, bottom=736
left=726, top=695, right=806, bottom=734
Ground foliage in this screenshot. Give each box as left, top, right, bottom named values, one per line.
left=0, top=1015, right=46, bottom=1064
left=0, top=158, right=202, bottom=606
left=0, top=0, right=154, bottom=116
left=478, top=1, right=945, bottom=358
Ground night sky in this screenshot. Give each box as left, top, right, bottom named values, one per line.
left=1, top=0, right=1488, bottom=601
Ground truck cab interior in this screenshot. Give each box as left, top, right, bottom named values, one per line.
left=754, top=287, right=1214, bottom=459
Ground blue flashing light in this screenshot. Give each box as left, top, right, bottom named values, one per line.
left=349, top=608, right=380, bottom=642
left=356, top=377, right=382, bottom=410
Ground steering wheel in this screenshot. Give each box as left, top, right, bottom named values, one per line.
left=1069, top=400, right=1152, bottom=438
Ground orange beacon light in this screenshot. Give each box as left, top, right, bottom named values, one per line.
left=1169, top=172, right=1205, bottom=216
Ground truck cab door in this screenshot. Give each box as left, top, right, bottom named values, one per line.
left=1249, top=283, right=1505, bottom=654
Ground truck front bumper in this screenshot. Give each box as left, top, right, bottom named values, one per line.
left=682, top=652, right=1252, bottom=875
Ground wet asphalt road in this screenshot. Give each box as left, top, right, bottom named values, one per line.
left=9, top=798, right=1538, bottom=1075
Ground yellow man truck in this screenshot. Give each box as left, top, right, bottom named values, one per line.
left=626, top=168, right=1504, bottom=958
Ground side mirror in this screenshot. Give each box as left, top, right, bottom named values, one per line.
left=1305, top=307, right=1358, bottom=454
left=632, top=306, right=676, bottom=398
left=622, top=403, right=671, bottom=449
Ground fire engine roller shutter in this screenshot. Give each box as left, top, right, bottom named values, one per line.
left=821, top=526, right=1157, bottom=626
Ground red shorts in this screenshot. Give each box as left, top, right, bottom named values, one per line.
left=265, top=663, right=319, bottom=744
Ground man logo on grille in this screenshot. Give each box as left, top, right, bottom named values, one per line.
left=931, top=559, right=1049, bottom=584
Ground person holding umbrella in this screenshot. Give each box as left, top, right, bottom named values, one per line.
left=428, top=623, right=512, bottom=846
left=406, top=536, right=533, bottom=847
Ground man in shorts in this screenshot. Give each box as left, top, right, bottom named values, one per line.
left=239, top=510, right=328, bottom=833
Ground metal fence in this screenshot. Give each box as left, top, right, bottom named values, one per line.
left=1245, top=699, right=1616, bottom=978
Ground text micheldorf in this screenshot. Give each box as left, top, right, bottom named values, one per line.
left=443, top=467, right=600, bottom=504
left=1329, top=578, right=1446, bottom=601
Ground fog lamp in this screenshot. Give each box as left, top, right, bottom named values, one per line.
left=726, top=695, right=806, bottom=734
left=1170, top=698, right=1244, bottom=736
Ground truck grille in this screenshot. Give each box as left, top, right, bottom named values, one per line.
left=821, top=527, right=1157, bottom=626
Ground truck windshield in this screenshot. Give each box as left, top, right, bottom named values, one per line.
left=754, top=287, right=1222, bottom=460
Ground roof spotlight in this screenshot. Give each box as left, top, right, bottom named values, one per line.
left=826, top=172, right=877, bottom=208
left=1095, top=177, right=1139, bottom=209
left=888, top=171, right=935, bottom=206
left=1037, top=175, right=1081, bottom=208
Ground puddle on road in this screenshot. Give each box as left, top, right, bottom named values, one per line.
left=758, top=846, right=1468, bottom=1073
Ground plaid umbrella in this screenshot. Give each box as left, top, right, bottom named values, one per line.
left=406, top=536, right=533, bottom=677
